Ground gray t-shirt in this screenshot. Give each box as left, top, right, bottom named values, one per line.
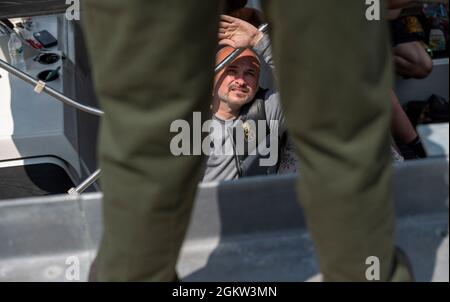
left=255, top=34, right=277, bottom=91
left=202, top=89, right=285, bottom=182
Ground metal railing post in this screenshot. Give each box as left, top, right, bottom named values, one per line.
left=0, top=58, right=104, bottom=116
left=68, top=169, right=102, bottom=195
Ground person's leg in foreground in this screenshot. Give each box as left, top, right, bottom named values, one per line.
left=83, top=0, right=221, bottom=281
left=261, top=0, right=411, bottom=281
left=83, top=0, right=413, bottom=281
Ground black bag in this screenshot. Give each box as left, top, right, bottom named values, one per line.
left=403, top=94, right=449, bottom=128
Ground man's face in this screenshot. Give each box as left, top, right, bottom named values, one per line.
left=214, top=48, right=260, bottom=110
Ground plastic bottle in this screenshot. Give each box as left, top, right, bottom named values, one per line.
left=429, top=28, right=446, bottom=52
left=15, top=26, right=43, bottom=49
left=8, top=33, right=27, bottom=71
left=429, top=18, right=447, bottom=52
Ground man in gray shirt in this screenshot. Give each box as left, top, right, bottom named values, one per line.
left=202, top=41, right=285, bottom=182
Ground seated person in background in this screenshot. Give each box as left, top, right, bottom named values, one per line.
left=202, top=45, right=286, bottom=182
left=218, top=13, right=296, bottom=172
left=389, top=0, right=430, bottom=158
left=389, top=0, right=433, bottom=78
left=219, top=12, right=427, bottom=164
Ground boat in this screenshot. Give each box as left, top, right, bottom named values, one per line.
left=0, top=1, right=448, bottom=282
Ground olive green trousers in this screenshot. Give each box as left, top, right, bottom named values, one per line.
left=83, top=0, right=410, bottom=281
